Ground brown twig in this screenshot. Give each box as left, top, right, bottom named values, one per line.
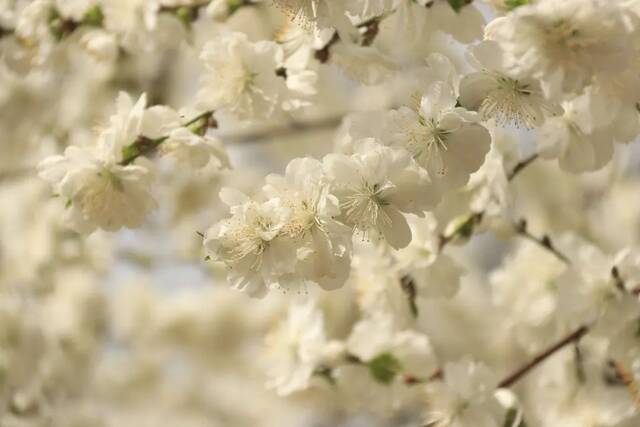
left=400, top=275, right=419, bottom=318
left=497, top=325, right=589, bottom=388
left=513, top=218, right=570, bottom=264
left=508, top=153, right=539, bottom=181
left=611, top=266, right=627, bottom=293
left=219, top=114, right=344, bottom=144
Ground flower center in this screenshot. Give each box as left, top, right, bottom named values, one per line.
left=479, top=76, right=543, bottom=128
left=342, top=181, right=391, bottom=233
left=407, top=118, right=449, bottom=175
left=282, top=198, right=320, bottom=238
left=224, top=210, right=278, bottom=267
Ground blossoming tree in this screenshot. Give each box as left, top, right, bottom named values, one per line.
left=1, top=0, right=639, bottom=426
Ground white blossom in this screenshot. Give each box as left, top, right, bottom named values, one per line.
left=203, top=190, right=295, bottom=297
left=141, top=105, right=230, bottom=169
left=263, top=157, right=352, bottom=291
left=419, top=0, right=486, bottom=43
left=395, top=214, right=465, bottom=298
left=537, top=92, right=614, bottom=173
left=79, top=30, right=118, bottom=62
left=385, top=81, right=492, bottom=192
left=266, top=298, right=328, bottom=395
left=37, top=93, right=157, bottom=233
left=197, top=32, right=286, bottom=120
left=486, top=0, right=634, bottom=95
left=459, top=40, right=561, bottom=128
left=555, top=235, right=640, bottom=334
left=324, top=139, right=437, bottom=249
left=424, top=358, right=503, bottom=427
left=6, top=0, right=640, bottom=424
left=346, top=312, right=438, bottom=378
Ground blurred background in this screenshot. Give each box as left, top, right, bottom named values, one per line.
left=2, top=1, right=640, bottom=426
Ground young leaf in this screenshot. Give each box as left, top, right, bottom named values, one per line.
left=369, top=353, right=402, bottom=385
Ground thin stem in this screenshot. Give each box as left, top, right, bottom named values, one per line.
left=314, top=9, right=394, bottom=62
left=438, top=153, right=539, bottom=251
left=497, top=325, right=589, bottom=388
left=183, top=110, right=216, bottom=129
left=508, top=153, right=539, bottom=181
left=400, top=275, right=419, bottom=318
left=119, top=136, right=168, bottom=166
left=119, top=111, right=214, bottom=166
left=1, top=113, right=339, bottom=180
left=220, top=114, right=343, bottom=144
left=611, top=266, right=627, bottom=293
left=513, top=218, right=570, bottom=264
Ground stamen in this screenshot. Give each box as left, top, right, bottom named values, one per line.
left=342, top=181, right=391, bottom=235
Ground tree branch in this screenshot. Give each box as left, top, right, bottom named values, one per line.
left=497, top=325, right=589, bottom=388
left=219, top=114, right=344, bottom=144
left=508, top=153, right=539, bottom=181
left=119, top=111, right=215, bottom=166
left=513, top=218, right=570, bottom=264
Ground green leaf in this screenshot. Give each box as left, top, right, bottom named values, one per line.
left=368, top=353, right=402, bottom=385
left=48, top=11, right=66, bottom=41
left=447, top=0, right=472, bottom=13
left=228, top=0, right=246, bottom=15
left=503, top=408, right=528, bottom=427
left=82, top=5, right=104, bottom=27
left=174, top=6, right=197, bottom=28
left=504, top=0, right=529, bottom=10
left=121, top=144, right=140, bottom=164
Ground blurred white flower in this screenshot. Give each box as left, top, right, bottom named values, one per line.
left=38, top=93, right=157, bottom=233
left=197, top=32, right=286, bottom=120
left=163, top=128, right=230, bottom=170
left=555, top=235, right=640, bottom=333
left=141, top=106, right=230, bottom=170
left=424, top=358, right=503, bottom=427
left=419, top=0, right=486, bottom=43
left=79, top=30, right=118, bottom=62
left=266, top=298, right=328, bottom=396
left=346, top=312, right=438, bottom=378
left=490, top=240, right=567, bottom=352
left=395, top=214, right=465, bottom=299
left=537, top=93, right=614, bottom=173
left=486, top=0, right=633, bottom=95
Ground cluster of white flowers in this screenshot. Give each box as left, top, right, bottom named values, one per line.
left=1, top=0, right=639, bottom=425
left=37, top=92, right=228, bottom=233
